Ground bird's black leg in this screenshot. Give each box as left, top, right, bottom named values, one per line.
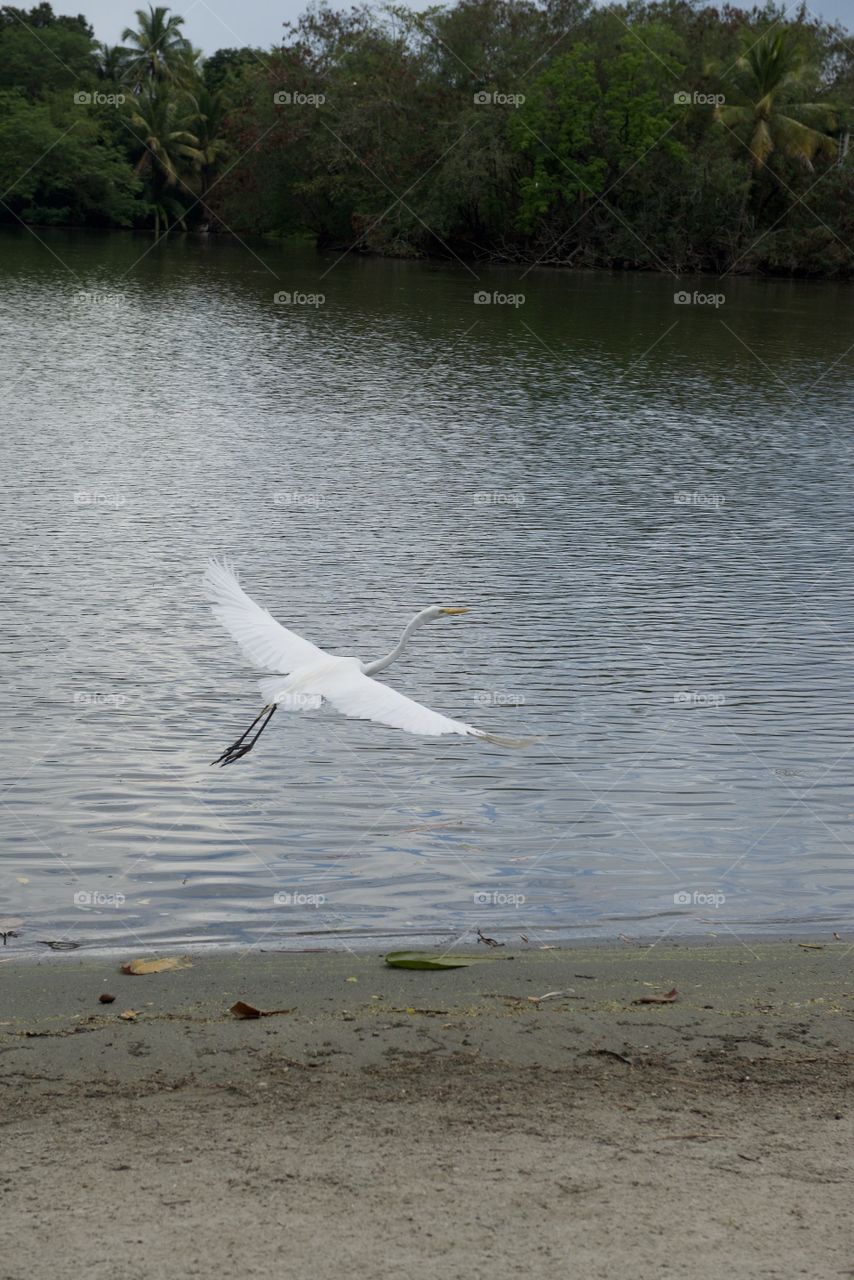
left=220, top=704, right=277, bottom=765
left=212, top=704, right=277, bottom=766
left=211, top=704, right=270, bottom=765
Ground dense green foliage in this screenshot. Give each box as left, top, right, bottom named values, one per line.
left=2, top=0, right=854, bottom=273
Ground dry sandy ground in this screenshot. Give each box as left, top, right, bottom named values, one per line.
left=1, top=942, right=852, bottom=1279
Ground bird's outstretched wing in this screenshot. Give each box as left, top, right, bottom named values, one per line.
left=204, top=558, right=326, bottom=674
left=317, top=660, right=479, bottom=738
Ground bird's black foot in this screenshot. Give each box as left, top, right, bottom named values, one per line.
left=212, top=704, right=277, bottom=766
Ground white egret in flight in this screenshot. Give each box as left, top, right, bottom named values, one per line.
left=204, top=558, right=521, bottom=765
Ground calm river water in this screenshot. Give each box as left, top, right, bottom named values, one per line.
left=1, top=228, right=853, bottom=953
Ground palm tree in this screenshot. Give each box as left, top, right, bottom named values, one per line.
left=122, top=5, right=190, bottom=90
left=189, top=85, right=229, bottom=222
left=716, top=32, right=838, bottom=171
left=96, top=42, right=130, bottom=83
left=128, top=88, right=203, bottom=237
left=173, top=42, right=205, bottom=91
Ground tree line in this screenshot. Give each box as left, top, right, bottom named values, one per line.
left=2, top=0, right=854, bottom=274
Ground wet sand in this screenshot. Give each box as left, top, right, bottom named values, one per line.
left=1, top=940, right=852, bottom=1278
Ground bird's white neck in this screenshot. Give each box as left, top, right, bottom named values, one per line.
left=362, top=608, right=435, bottom=677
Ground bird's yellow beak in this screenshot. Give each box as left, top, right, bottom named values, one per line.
left=439, top=607, right=469, bottom=615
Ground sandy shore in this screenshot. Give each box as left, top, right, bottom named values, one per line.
left=1, top=940, right=852, bottom=1278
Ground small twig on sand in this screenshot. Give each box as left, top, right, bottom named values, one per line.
left=657, top=1132, right=725, bottom=1142
left=591, top=1049, right=634, bottom=1066
left=528, top=990, right=577, bottom=1005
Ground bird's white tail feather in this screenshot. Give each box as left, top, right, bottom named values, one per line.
left=471, top=730, right=536, bottom=748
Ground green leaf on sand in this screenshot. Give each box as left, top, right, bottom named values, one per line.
left=384, top=951, right=485, bottom=970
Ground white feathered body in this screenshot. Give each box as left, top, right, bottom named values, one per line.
left=258, top=657, right=474, bottom=736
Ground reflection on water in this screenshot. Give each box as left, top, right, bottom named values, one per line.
left=1, top=228, right=853, bottom=952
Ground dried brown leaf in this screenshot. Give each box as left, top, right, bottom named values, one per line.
left=633, top=987, right=679, bottom=1005
left=230, top=1001, right=295, bottom=1019
left=121, top=955, right=193, bottom=975
left=230, top=1001, right=262, bottom=1019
